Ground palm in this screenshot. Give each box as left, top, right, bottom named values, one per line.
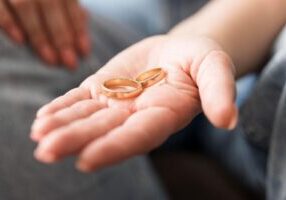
left=32, top=35, right=236, bottom=172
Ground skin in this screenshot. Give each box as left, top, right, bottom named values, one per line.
left=0, top=0, right=90, bottom=70
left=31, top=0, right=286, bottom=172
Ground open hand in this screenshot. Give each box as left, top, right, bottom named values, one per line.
left=31, top=35, right=238, bottom=172
left=0, top=0, right=90, bottom=69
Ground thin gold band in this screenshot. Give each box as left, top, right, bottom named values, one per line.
left=101, top=78, right=143, bottom=99
left=135, top=67, right=166, bottom=88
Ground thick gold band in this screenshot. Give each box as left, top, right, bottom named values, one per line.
left=101, top=78, right=143, bottom=99
left=135, top=67, right=166, bottom=88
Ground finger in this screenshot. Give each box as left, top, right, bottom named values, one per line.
left=31, top=99, right=105, bottom=141
left=39, top=0, right=77, bottom=69
left=76, top=107, right=178, bottom=172
left=37, top=88, right=91, bottom=118
left=0, top=0, right=24, bottom=43
left=34, top=108, right=131, bottom=163
left=195, top=51, right=238, bottom=129
left=64, top=0, right=90, bottom=56
left=9, top=0, right=57, bottom=64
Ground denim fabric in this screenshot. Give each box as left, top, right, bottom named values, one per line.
left=268, top=71, right=286, bottom=200
left=240, top=54, right=286, bottom=150
left=0, top=17, right=167, bottom=200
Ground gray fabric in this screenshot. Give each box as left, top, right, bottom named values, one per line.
left=238, top=27, right=286, bottom=200
left=0, top=17, right=166, bottom=200
left=240, top=49, right=286, bottom=150
left=268, top=71, right=286, bottom=200
left=167, top=0, right=208, bottom=28
left=193, top=117, right=267, bottom=195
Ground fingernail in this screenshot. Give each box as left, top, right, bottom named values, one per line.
left=76, top=160, right=93, bottom=173
left=30, top=120, right=42, bottom=139
left=30, top=132, right=40, bottom=142
left=36, top=112, right=44, bottom=119
left=228, top=107, right=238, bottom=130
left=78, top=34, right=91, bottom=56
left=30, top=128, right=43, bottom=142
left=39, top=45, right=57, bottom=65
left=8, top=26, right=24, bottom=44
left=60, top=48, right=78, bottom=70
left=34, top=149, right=57, bottom=164
left=36, top=107, right=48, bottom=118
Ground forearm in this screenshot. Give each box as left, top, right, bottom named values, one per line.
left=170, top=0, right=286, bottom=77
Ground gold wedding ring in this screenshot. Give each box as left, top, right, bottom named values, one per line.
left=101, top=78, right=143, bottom=99
left=135, top=67, right=166, bottom=88
left=101, top=67, right=166, bottom=99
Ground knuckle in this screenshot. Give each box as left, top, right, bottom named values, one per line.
left=43, top=116, right=59, bottom=128
left=206, top=50, right=236, bottom=74
left=33, top=117, right=54, bottom=133
left=206, top=50, right=231, bottom=65
left=72, top=101, right=91, bottom=113
left=54, top=129, right=71, bottom=141
left=30, top=33, right=48, bottom=46
left=55, top=34, right=73, bottom=47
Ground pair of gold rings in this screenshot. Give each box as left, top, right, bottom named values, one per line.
left=101, top=67, right=166, bottom=99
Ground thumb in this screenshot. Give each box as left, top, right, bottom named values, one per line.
left=195, top=51, right=238, bottom=129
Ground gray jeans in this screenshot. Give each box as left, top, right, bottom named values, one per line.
left=0, top=17, right=166, bottom=200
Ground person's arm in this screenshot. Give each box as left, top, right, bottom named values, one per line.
left=170, top=0, right=286, bottom=77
